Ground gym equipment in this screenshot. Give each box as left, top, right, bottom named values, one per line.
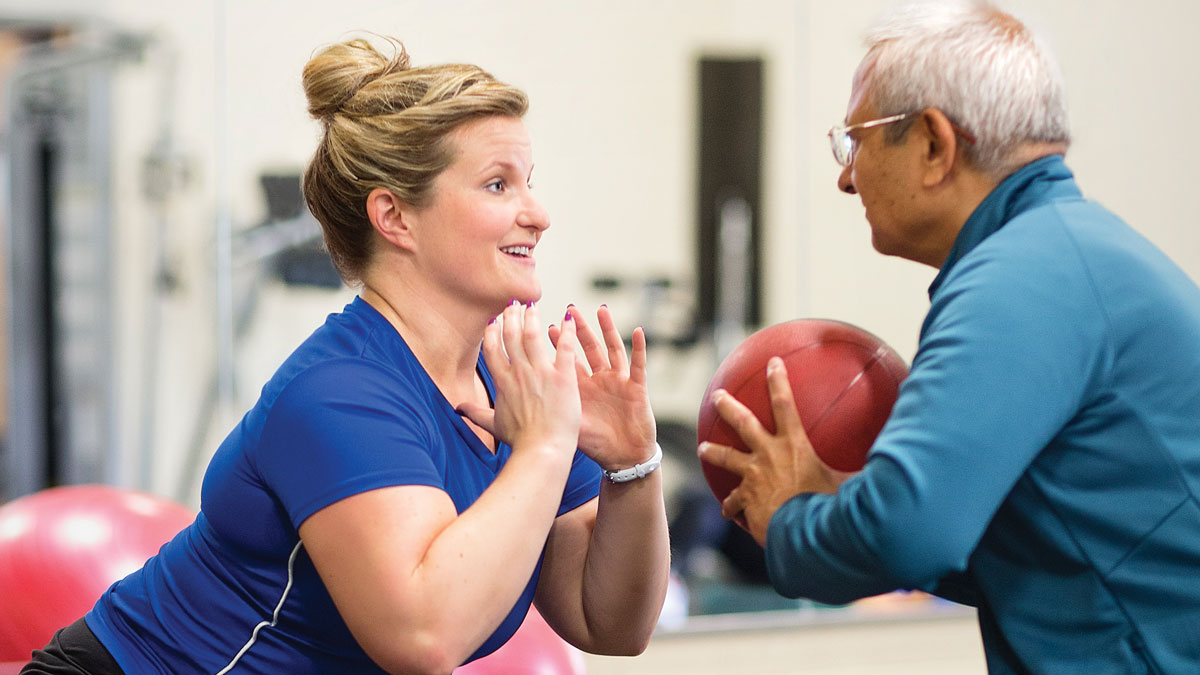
left=698, top=318, right=908, bottom=504
left=453, top=605, right=587, bottom=675
left=0, top=484, right=195, bottom=660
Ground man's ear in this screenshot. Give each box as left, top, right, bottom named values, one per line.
left=366, top=187, right=417, bottom=251
left=918, top=108, right=961, bottom=187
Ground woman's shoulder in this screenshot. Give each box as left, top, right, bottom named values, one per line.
left=268, top=353, right=431, bottom=424
left=268, top=300, right=422, bottom=391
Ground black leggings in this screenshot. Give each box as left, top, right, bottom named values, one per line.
left=20, top=617, right=123, bottom=675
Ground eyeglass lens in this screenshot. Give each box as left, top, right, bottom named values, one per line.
left=831, top=129, right=853, bottom=166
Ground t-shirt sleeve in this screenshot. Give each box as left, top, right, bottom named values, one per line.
left=559, top=449, right=602, bottom=516
left=254, top=358, right=443, bottom=528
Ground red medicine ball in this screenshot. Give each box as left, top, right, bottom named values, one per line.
left=697, top=319, right=908, bottom=505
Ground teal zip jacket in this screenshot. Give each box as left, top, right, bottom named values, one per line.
left=766, top=156, right=1200, bottom=673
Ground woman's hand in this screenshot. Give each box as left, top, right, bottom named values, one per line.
left=460, top=302, right=581, bottom=461
left=548, top=305, right=656, bottom=470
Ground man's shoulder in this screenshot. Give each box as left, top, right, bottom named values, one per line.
left=971, top=197, right=1128, bottom=268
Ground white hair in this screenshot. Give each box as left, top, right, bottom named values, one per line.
left=856, top=0, right=1070, bottom=175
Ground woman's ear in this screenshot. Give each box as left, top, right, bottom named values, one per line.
left=366, top=187, right=417, bottom=251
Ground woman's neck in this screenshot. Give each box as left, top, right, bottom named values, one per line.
left=359, top=282, right=485, bottom=392
left=361, top=282, right=498, bottom=451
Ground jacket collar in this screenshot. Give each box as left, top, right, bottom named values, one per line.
left=928, top=155, right=1080, bottom=298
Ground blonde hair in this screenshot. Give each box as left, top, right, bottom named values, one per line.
left=857, top=0, right=1070, bottom=176
left=301, top=37, right=528, bottom=284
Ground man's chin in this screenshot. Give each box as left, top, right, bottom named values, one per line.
left=869, top=231, right=891, bottom=256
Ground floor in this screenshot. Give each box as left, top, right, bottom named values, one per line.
left=583, top=604, right=987, bottom=674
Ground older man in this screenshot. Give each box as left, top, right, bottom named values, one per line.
left=699, top=1, right=1200, bottom=672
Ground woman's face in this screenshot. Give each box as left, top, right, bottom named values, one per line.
left=407, top=115, right=549, bottom=311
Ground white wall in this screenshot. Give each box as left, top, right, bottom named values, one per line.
left=3, top=0, right=1196, bottom=502
left=97, top=0, right=809, bottom=500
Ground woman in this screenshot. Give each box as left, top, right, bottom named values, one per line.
left=25, top=37, right=669, bottom=674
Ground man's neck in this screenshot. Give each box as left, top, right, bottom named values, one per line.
left=923, top=143, right=1069, bottom=268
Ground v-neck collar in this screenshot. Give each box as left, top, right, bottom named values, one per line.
left=348, top=296, right=509, bottom=469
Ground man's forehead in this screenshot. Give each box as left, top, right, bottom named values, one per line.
left=849, top=51, right=888, bottom=123
left=844, top=84, right=875, bottom=125
left=845, top=52, right=881, bottom=123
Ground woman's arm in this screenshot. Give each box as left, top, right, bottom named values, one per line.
left=301, top=303, right=582, bottom=674
left=300, top=455, right=566, bottom=673
left=534, top=306, right=671, bottom=654
left=534, top=473, right=670, bottom=654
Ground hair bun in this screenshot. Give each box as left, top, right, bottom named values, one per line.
left=302, top=37, right=411, bottom=122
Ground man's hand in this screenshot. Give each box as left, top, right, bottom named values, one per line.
left=697, top=356, right=851, bottom=545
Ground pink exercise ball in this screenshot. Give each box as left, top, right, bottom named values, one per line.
left=454, top=606, right=587, bottom=675
left=0, top=484, right=195, bottom=661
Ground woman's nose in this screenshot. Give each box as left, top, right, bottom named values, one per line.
left=519, top=194, right=550, bottom=231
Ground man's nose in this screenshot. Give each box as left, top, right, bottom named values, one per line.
left=837, top=164, right=857, bottom=195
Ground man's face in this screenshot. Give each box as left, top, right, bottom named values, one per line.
left=836, top=84, right=931, bottom=264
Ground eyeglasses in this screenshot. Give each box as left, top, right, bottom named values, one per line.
left=827, top=112, right=977, bottom=167
left=828, top=113, right=914, bottom=167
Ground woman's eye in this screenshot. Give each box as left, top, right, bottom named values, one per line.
left=486, top=179, right=505, bottom=193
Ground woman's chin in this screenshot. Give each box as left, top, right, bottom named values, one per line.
left=516, top=283, right=543, bottom=305
left=492, top=286, right=542, bottom=310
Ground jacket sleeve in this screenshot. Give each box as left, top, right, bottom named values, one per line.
left=765, top=220, right=1110, bottom=605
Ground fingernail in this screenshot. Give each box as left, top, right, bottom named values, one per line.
left=527, top=301, right=535, bottom=308
left=697, top=442, right=708, bottom=455
left=488, top=317, right=496, bottom=325
left=511, top=299, right=519, bottom=307
left=711, top=390, right=725, bottom=404
left=564, top=312, right=573, bottom=321
left=767, top=357, right=781, bottom=374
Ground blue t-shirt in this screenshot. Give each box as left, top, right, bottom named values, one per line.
left=765, top=156, right=1200, bottom=672
left=87, top=297, right=603, bottom=673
